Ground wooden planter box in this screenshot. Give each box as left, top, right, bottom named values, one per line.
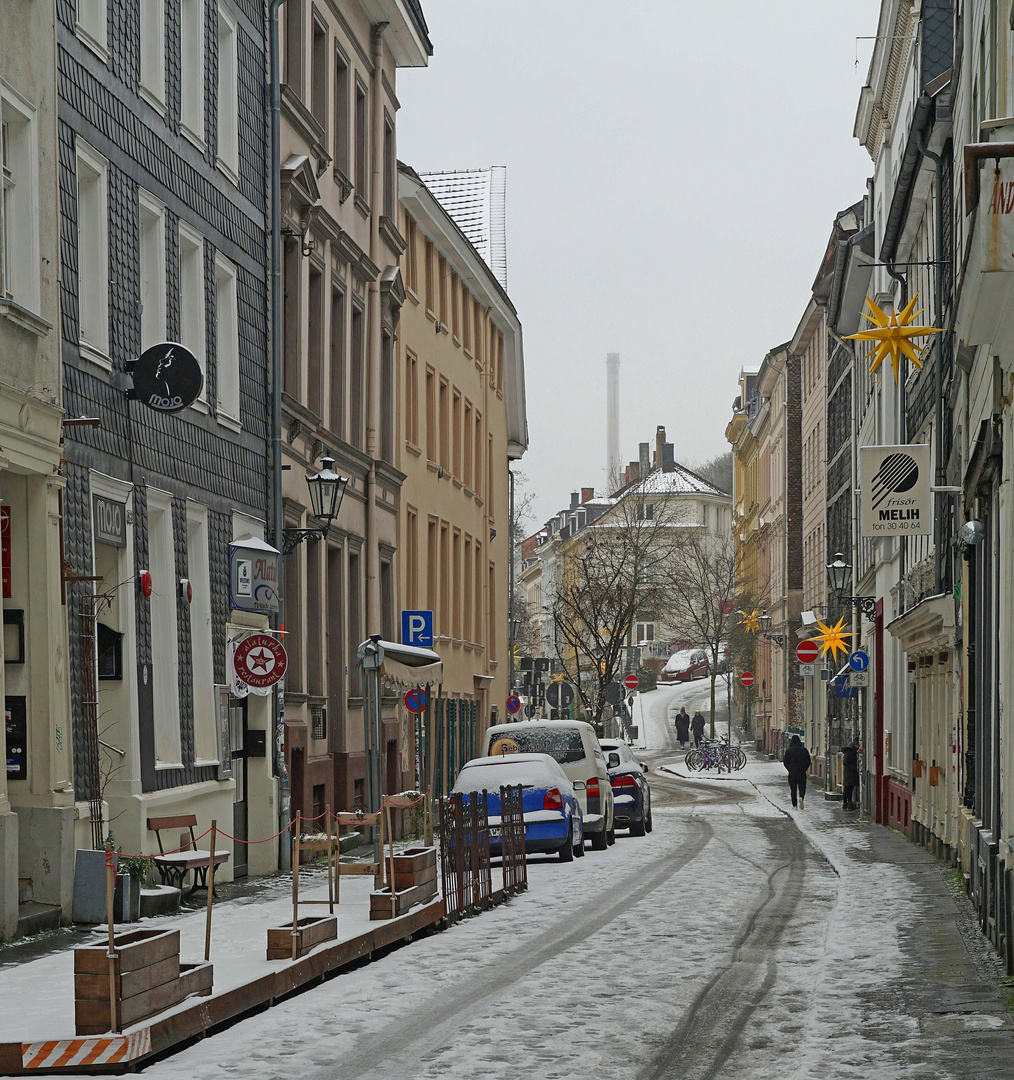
left=370, top=879, right=438, bottom=921
left=266, top=915, right=338, bottom=960
left=390, top=847, right=437, bottom=892
left=74, top=928, right=214, bottom=1035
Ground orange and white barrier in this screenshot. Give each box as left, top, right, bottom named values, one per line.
left=21, top=1029, right=151, bottom=1070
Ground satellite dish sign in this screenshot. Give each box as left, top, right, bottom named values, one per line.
left=129, top=342, right=204, bottom=413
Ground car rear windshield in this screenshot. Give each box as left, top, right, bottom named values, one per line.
left=453, top=760, right=555, bottom=792
left=491, top=728, right=586, bottom=763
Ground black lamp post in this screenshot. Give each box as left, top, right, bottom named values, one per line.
left=826, top=552, right=876, bottom=617
left=282, top=457, right=349, bottom=555
left=759, top=609, right=785, bottom=647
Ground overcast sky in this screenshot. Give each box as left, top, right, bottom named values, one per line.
left=397, top=1, right=883, bottom=528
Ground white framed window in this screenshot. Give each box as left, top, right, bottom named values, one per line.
left=139, top=0, right=166, bottom=109
left=76, top=139, right=109, bottom=364
left=138, top=190, right=166, bottom=349
left=186, top=502, right=218, bottom=764
left=180, top=0, right=206, bottom=146
left=147, top=487, right=182, bottom=768
left=214, top=252, right=240, bottom=425
left=76, top=0, right=108, bottom=62
left=636, top=622, right=655, bottom=644
left=0, top=86, right=41, bottom=316
left=216, top=5, right=238, bottom=181
left=178, top=221, right=206, bottom=402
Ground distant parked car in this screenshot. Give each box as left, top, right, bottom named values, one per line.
left=451, top=753, right=584, bottom=861
left=599, top=739, right=652, bottom=836
left=714, top=643, right=730, bottom=674
left=660, top=648, right=710, bottom=683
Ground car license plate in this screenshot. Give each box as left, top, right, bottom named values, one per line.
left=488, top=826, right=502, bottom=839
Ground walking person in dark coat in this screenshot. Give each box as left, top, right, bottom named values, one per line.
left=674, top=707, right=691, bottom=748
left=783, top=735, right=812, bottom=809
left=841, top=739, right=860, bottom=810
left=690, top=710, right=706, bottom=747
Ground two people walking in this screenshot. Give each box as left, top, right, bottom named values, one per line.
left=674, top=707, right=707, bottom=748
left=783, top=735, right=811, bottom=809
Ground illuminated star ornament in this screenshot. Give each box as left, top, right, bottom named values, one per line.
left=740, top=609, right=761, bottom=634
left=845, top=293, right=945, bottom=385
left=814, top=617, right=854, bottom=662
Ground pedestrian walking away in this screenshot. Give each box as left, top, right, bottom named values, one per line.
left=783, top=734, right=812, bottom=809
left=675, top=707, right=691, bottom=748
left=841, top=739, right=860, bottom=810
left=690, top=710, right=705, bottom=747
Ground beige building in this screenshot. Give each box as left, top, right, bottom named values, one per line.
left=397, top=165, right=527, bottom=796
left=276, top=2, right=431, bottom=821
left=0, top=0, right=74, bottom=937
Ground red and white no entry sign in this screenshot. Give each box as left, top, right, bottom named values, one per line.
left=623, top=673, right=640, bottom=692
left=740, top=671, right=755, bottom=688
left=796, top=639, right=820, bottom=665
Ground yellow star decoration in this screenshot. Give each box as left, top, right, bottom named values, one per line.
left=740, top=609, right=761, bottom=634
left=845, top=293, right=945, bottom=385
left=814, top=617, right=854, bottom=662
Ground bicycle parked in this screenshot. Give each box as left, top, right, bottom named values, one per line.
left=685, top=737, right=747, bottom=772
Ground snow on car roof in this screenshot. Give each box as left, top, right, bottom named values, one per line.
left=453, top=754, right=572, bottom=792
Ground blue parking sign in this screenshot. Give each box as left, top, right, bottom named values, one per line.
left=401, top=609, right=433, bottom=648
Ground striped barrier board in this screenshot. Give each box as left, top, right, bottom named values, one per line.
left=22, top=1030, right=151, bottom=1070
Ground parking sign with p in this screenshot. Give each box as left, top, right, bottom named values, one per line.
left=401, top=609, right=434, bottom=648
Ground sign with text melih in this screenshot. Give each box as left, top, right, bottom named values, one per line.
left=860, top=444, right=931, bottom=537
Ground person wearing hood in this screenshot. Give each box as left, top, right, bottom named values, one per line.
left=690, top=710, right=706, bottom=747
left=674, top=707, right=691, bottom=748
left=782, top=735, right=812, bottom=809
left=841, top=739, right=860, bottom=810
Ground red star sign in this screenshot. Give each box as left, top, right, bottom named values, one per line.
left=247, top=647, right=274, bottom=674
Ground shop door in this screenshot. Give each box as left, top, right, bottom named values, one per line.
left=231, top=699, right=248, bottom=878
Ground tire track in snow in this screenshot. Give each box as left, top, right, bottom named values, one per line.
left=638, top=817, right=813, bottom=1080
left=316, top=818, right=716, bottom=1080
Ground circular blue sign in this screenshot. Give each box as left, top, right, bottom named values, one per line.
left=506, top=695, right=522, bottom=714
left=848, top=650, right=870, bottom=673
left=404, top=688, right=427, bottom=714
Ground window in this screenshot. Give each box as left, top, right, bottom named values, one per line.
left=348, top=547, right=361, bottom=695
left=424, top=240, right=435, bottom=312
left=439, top=523, right=449, bottom=634
left=217, top=5, right=238, bottom=179
left=474, top=542, right=483, bottom=647
left=283, top=543, right=303, bottom=693
left=487, top=434, right=494, bottom=518
left=215, top=253, right=239, bottom=423
left=463, top=536, right=472, bottom=641
left=326, top=547, right=344, bottom=742
left=427, top=517, right=438, bottom=611
left=425, top=366, right=436, bottom=460
left=311, top=12, right=328, bottom=132
left=178, top=222, right=206, bottom=399
left=380, top=558, right=394, bottom=642
left=383, top=117, right=395, bottom=218
left=76, top=0, right=108, bottom=60
left=438, top=255, right=447, bottom=323
left=405, top=350, right=419, bottom=447
left=283, top=240, right=300, bottom=397
left=474, top=412, right=483, bottom=498
left=354, top=81, right=368, bottom=198
left=306, top=544, right=323, bottom=697
left=380, top=332, right=394, bottom=461
left=148, top=489, right=181, bottom=766
left=473, top=299, right=483, bottom=364
left=636, top=622, right=655, bottom=644
left=180, top=0, right=205, bottom=144
left=187, top=503, right=217, bottom=763
left=406, top=508, right=418, bottom=609
left=139, top=191, right=166, bottom=348
left=451, top=272, right=460, bottom=341
left=350, top=303, right=365, bottom=448
left=488, top=563, right=496, bottom=658
left=439, top=377, right=449, bottom=470
left=307, top=262, right=324, bottom=415
left=463, top=401, right=472, bottom=489
left=462, top=288, right=471, bottom=352
left=76, top=140, right=109, bottom=360
left=452, top=389, right=462, bottom=478
left=0, top=93, right=40, bottom=313
left=285, top=0, right=304, bottom=95
left=452, top=529, right=461, bottom=637
left=334, top=47, right=349, bottom=177
left=405, top=218, right=418, bottom=295
left=139, top=0, right=165, bottom=106
left=329, top=288, right=345, bottom=437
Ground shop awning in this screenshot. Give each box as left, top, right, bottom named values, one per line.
left=357, top=637, right=443, bottom=689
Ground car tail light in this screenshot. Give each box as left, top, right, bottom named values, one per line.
left=611, top=774, right=637, bottom=790
left=586, top=777, right=600, bottom=799
left=543, top=788, right=563, bottom=811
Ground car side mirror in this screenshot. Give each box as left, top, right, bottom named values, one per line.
left=606, top=752, right=620, bottom=769
left=640, top=762, right=648, bottom=772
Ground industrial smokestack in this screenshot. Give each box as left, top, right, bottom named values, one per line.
left=606, top=353, right=620, bottom=489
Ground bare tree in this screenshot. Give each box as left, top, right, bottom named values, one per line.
left=550, top=493, right=683, bottom=732
left=663, top=529, right=739, bottom=738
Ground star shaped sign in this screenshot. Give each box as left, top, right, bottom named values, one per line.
left=740, top=609, right=761, bottom=634
left=814, top=616, right=854, bottom=662
left=845, top=293, right=944, bottom=385
left=246, top=647, right=275, bottom=674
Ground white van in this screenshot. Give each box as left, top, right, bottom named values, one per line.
left=483, top=719, right=616, bottom=850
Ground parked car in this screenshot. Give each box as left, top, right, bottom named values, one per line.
left=451, top=753, right=584, bottom=861
left=599, top=739, right=652, bottom=836
left=660, top=648, right=710, bottom=683
left=714, top=643, right=730, bottom=674
left=484, top=719, right=616, bottom=850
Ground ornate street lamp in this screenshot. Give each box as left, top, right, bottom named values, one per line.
left=826, top=551, right=876, bottom=617
left=283, top=457, right=349, bottom=555
left=759, top=609, right=785, bottom=648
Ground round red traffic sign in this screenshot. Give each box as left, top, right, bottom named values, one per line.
left=796, top=639, right=820, bottom=664
left=404, top=688, right=426, bottom=714
left=623, top=673, right=640, bottom=692
left=233, top=633, right=287, bottom=688
left=740, top=671, right=755, bottom=688
left=506, top=695, right=522, bottom=714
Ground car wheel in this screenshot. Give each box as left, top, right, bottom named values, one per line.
left=645, top=810, right=653, bottom=833
left=559, top=822, right=574, bottom=862
left=574, top=827, right=585, bottom=857
left=606, top=825, right=616, bottom=846
left=590, top=826, right=608, bottom=851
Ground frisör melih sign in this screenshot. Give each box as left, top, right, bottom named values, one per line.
left=860, top=444, right=931, bottom=537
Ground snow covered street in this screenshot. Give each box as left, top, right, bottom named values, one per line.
left=53, top=681, right=1014, bottom=1078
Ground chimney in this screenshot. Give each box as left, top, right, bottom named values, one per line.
left=639, top=442, right=650, bottom=480
left=570, top=491, right=580, bottom=510
left=654, top=425, right=666, bottom=467
left=662, top=443, right=675, bottom=472
left=581, top=487, right=595, bottom=503
left=624, top=464, right=631, bottom=484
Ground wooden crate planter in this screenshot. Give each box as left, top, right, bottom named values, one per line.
left=370, top=879, right=438, bottom=921
left=390, top=847, right=437, bottom=892
left=74, top=928, right=214, bottom=1035
left=266, top=915, right=338, bottom=960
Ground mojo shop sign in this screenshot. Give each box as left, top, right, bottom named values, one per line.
left=126, top=342, right=204, bottom=413
left=860, top=444, right=931, bottom=537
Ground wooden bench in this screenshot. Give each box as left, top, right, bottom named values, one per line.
left=147, top=815, right=229, bottom=896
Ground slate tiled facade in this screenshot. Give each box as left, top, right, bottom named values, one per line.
left=57, top=2, right=271, bottom=861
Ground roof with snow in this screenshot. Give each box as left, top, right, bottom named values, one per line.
left=626, top=464, right=729, bottom=498
left=418, top=168, right=508, bottom=288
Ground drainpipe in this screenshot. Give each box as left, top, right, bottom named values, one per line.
left=269, top=0, right=290, bottom=872
left=885, top=258, right=909, bottom=600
